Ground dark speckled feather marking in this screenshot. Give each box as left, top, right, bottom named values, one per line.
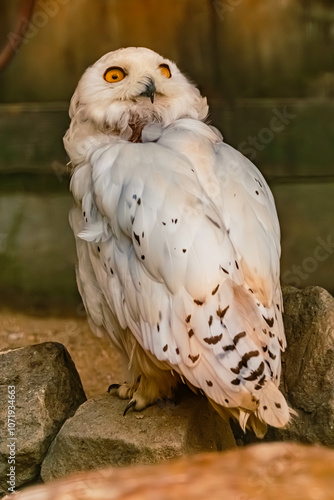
left=231, top=361, right=244, bottom=375
left=194, top=299, right=204, bottom=306
left=188, top=354, right=200, bottom=363
left=223, top=344, right=236, bottom=352
left=203, top=333, right=223, bottom=345
left=230, top=350, right=259, bottom=375
left=244, top=371, right=258, bottom=382
left=216, top=305, right=229, bottom=318
left=233, top=331, right=246, bottom=345
left=245, top=362, right=265, bottom=383
left=133, top=232, right=140, bottom=245
left=241, top=350, right=260, bottom=365
left=262, top=315, right=274, bottom=328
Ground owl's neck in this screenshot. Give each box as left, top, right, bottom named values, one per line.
left=128, top=123, right=145, bottom=143
left=64, top=96, right=209, bottom=166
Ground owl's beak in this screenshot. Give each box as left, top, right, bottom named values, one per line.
left=140, top=79, right=156, bottom=103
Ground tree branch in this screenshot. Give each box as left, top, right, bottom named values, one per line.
left=0, top=0, right=36, bottom=73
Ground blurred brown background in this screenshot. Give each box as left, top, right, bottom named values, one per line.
left=0, top=0, right=333, bottom=312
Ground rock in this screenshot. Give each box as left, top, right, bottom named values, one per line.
left=41, top=387, right=236, bottom=482
left=0, top=342, right=86, bottom=493
left=7, top=443, right=334, bottom=500
left=268, top=286, right=334, bottom=446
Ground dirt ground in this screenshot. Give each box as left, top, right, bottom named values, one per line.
left=0, top=308, right=123, bottom=398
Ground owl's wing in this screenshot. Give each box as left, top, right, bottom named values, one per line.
left=71, top=119, right=289, bottom=430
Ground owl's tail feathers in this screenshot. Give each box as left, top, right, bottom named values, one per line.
left=256, top=381, right=297, bottom=431
left=248, top=382, right=297, bottom=437
left=208, top=382, right=297, bottom=439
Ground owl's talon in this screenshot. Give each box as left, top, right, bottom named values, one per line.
left=123, top=400, right=137, bottom=416
left=107, top=383, right=121, bottom=393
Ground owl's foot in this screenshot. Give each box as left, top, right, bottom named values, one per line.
left=108, top=376, right=150, bottom=413
left=108, top=371, right=179, bottom=415
left=108, top=378, right=140, bottom=400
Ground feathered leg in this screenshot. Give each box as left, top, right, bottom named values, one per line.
left=108, top=329, right=180, bottom=413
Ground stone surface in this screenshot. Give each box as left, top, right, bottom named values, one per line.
left=0, top=342, right=86, bottom=492
left=7, top=443, right=334, bottom=500
left=267, top=286, right=334, bottom=446
left=41, top=388, right=236, bottom=482
left=0, top=311, right=123, bottom=399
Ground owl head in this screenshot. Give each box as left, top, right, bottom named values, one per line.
left=69, top=47, right=208, bottom=140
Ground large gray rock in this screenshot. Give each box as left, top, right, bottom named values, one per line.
left=268, top=286, right=334, bottom=446
left=41, top=388, right=236, bottom=482
left=0, top=342, right=86, bottom=493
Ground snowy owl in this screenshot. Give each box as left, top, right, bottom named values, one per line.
left=65, top=47, right=292, bottom=437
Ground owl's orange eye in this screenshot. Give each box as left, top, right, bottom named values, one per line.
left=103, top=67, right=127, bottom=83
left=159, top=63, right=172, bottom=79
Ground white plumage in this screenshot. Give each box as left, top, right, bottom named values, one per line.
left=65, top=47, right=292, bottom=437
